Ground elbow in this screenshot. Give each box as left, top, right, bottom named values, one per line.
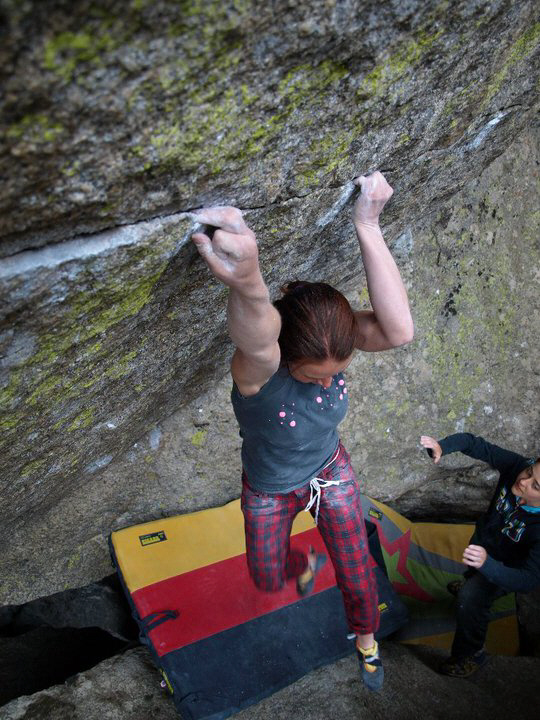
left=513, top=579, right=540, bottom=593
left=401, top=321, right=415, bottom=345
left=482, top=566, right=539, bottom=594
left=389, top=319, right=415, bottom=348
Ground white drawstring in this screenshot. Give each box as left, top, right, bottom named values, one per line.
left=304, top=446, right=342, bottom=524
left=304, top=476, right=342, bottom=525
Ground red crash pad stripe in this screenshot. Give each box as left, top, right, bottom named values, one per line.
left=110, top=498, right=316, bottom=592
left=132, top=527, right=355, bottom=657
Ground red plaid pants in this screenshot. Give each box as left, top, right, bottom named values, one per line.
left=241, top=442, right=380, bottom=635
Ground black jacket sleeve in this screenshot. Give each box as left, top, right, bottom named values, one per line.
left=481, top=543, right=540, bottom=593
left=438, top=433, right=527, bottom=474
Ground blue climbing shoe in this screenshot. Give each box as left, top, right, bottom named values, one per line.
left=357, top=640, right=384, bottom=692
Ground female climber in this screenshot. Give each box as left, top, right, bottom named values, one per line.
left=191, top=171, right=414, bottom=691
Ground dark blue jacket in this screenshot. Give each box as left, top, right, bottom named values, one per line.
left=438, top=433, right=540, bottom=593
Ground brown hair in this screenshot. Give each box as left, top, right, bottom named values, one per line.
left=273, top=281, right=357, bottom=364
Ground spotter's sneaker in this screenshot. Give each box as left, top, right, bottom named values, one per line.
left=439, top=650, right=488, bottom=677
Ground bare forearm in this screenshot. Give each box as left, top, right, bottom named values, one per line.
left=227, top=274, right=281, bottom=356
left=355, top=221, right=413, bottom=345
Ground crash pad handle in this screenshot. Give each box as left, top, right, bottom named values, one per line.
left=140, top=609, right=179, bottom=633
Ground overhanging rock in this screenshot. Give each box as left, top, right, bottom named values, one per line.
left=1, top=0, right=539, bottom=604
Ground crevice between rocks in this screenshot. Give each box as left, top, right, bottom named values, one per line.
left=0, top=574, right=139, bottom=707
left=0, top=190, right=313, bottom=264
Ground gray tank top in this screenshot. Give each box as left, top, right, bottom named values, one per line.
left=231, top=365, right=349, bottom=493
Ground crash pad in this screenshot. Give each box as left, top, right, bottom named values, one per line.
left=109, top=495, right=517, bottom=719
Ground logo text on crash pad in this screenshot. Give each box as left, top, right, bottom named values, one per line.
left=139, top=530, right=167, bottom=547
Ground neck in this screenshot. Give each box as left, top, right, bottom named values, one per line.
left=518, top=497, right=540, bottom=508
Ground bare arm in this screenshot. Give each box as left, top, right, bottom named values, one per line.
left=352, top=173, right=414, bottom=352
left=191, top=206, right=281, bottom=396
left=228, top=284, right=281, bottom=397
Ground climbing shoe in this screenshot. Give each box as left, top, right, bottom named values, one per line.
left=296, top=546, right=326, bottom=597
left=357, top=640, right=384, bottom=692
left=439, top=650, right=488, bottom=677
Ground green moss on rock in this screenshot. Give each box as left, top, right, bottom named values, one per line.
left=357, top=30, right=442, bottom=102
left=104, top=350, right=138, bottom=380
left=32, top=264, right=166, bottom=368
left=68, top=408, right=96, bottom=431
left=297, top=128, right=353, bottom=188
left=6, top=113, right=64, bottom=144
left=141, top=58, right=349, bottom=178
left=0, top=368, right=22, bottom=409
left=43, top=31, right=115, bottom=83
left=191, top=428, right=208, bottom=446
left=20, top=458, right=47, bottom=479
left=416, top=240, right=518, bottom=422
left=482, top=23, right=540, bottom=107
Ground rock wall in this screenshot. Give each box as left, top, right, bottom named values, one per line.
left=1, top=0, right=539, bottom=603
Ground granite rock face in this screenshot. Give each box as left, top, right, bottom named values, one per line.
left=0, top=0, right=539, bottom=606
left=3, top=126, right=539, bottom=606
left=2, top=0, right=537, bottom=254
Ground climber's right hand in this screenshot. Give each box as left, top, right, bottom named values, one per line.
left=191, top=207, right=260, bottom=290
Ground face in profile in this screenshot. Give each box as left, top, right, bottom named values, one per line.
left=511, top=461, right=540, bottom=507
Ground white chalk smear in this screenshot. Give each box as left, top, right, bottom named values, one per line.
left=148, top=425, right=162, bottom=450
left=315, top=181, right=356, bottom=229
left=84, top=454, right=113, bottom=474
left=466, top=111, right=508, bottom=151
left=0, top=211, right=194, bottom=280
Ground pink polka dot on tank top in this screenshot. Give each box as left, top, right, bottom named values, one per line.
left=289, top=420, right=296, bottom=427
left=279, top=411, right=286, bottom=417
left=339, top=394, right=343, bottom=400
left=338, top=379, right=345, bottom=386
left=316, top=396, right=322, bottom=403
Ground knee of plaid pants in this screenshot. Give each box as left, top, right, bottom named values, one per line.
left=240, top=474, right=305, bottom=592
left=316, top=446, right=380, bottom=635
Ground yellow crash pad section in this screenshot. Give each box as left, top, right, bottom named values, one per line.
left=412, top=522, right=474, bottom=563
left=111, top=498, right=315, bottom=593
left=402, top=615, right=519, bottom=656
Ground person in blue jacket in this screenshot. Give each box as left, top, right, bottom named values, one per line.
left=421, top=433, right=540, bottom=677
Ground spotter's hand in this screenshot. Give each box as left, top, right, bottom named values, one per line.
left=462, top=544, right=487, bottom=569
left=352, top=171, right=393, bottom=226
left=420, top=435, right=443, bottom=464
left=191, top=206, right=260, bottom=289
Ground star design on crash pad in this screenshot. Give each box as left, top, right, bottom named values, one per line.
left=376, top=527, right=433, bottom=602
